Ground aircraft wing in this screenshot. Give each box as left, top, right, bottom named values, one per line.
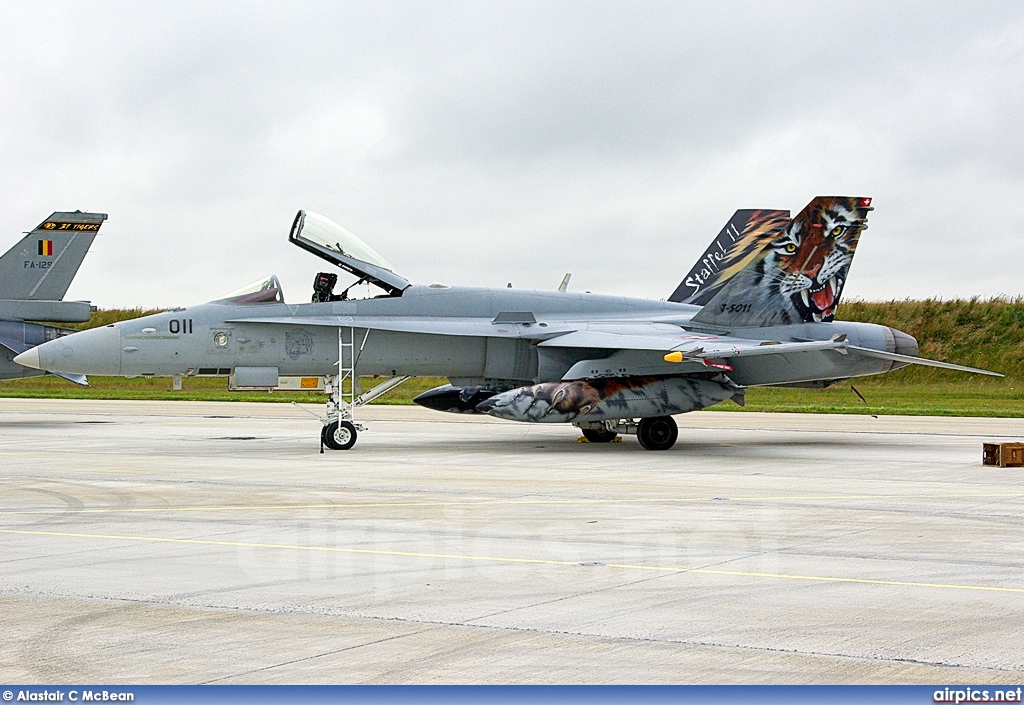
left=542, top=330, right=1004, bottom=382
left=537, top=330, right=701, bottom=351
left=226, top=315, right=1002, bottom=381
left=538, top=330, right=854, bottom=380
left=537, top=328, right=844, bottom=355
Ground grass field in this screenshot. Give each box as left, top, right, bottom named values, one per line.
left=1, top=374, right=1019, bottom=417
left=3, top=298, right=1020, bottom=416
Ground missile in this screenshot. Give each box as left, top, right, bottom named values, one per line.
left=663, top=349, right=732, bottom=371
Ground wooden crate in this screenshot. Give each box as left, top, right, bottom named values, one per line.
left=983, top=443, right=1024, bottom=467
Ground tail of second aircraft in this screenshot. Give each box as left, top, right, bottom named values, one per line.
left=0, top=211, right=106, bottom=301
left=670, top=209, right=791, bottom=306
left=691, top=196, right=873, bottom=328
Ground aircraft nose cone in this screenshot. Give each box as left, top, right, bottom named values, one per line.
left=24, top=325, right=122, bottom=376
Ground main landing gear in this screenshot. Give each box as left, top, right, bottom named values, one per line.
left=636, top=416, right=678, bottom=451
left=581, top=427, right=619, bottom=443
left=574, top=416, right=679, bottom=450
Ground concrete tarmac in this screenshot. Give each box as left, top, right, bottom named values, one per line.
left=1, top=398, right=1023, bottom=684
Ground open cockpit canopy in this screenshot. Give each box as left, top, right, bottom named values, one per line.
left=215, top=274, right=285, bottom=304
left=289, top=210, right=409, bottom=296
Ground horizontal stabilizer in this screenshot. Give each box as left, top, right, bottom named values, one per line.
left=0, top=299, right=93, bottom=323
left=846, top=345, right=1003, bottom=377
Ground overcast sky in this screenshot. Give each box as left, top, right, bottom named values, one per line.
left=2, top=1, right=1022, bottom=308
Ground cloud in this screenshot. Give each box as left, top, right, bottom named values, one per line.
left=1, top=1, right=1022, bottom=307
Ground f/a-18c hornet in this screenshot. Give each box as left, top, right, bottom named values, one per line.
left=15, top=197, right=1001, bottom=450
left=1, top=211, right=106, bottom=386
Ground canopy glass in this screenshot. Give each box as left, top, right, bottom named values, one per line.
left=288, top=210, right=409, bottom=296
left=216, top=274, right=284, bottom=304
left=295, top=212, right=398, bottom=274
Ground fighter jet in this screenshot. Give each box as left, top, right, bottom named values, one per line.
left=15, top=198, right=1000, bottom=450
left=1, top=211, right=107, bottom=385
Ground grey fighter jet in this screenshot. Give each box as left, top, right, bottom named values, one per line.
left=15, top=198, right=1000, bottom=450
left=0, top=211, right=107, bottom=385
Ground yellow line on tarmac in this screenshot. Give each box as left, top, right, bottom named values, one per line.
left=2, top=527, right=1023, bottom=595
left=602, top=563, right=1024, bottom=593
left=1, top=492, right=1023, bottom=516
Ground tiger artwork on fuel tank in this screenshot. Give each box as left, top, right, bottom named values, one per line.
left=475, top=375, right=739, bottom=423
left=692, top=197, right=872, bottom=327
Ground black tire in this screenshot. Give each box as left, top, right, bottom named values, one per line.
left=637, top=416, right=678, bottom=451
left=581, top=427, right=618, bottom=443
left=321, top=420, right=357, bottom=450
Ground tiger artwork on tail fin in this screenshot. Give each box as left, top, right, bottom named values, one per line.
left=691, top=197, right=872, bottom=328
left=670, top=209, right=791, bottom=306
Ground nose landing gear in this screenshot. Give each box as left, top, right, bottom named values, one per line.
left=321, top=419, right=357, bottom=450
left=292, top=327, right=413, bottom=452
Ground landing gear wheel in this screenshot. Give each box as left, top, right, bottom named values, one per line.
left=637, top=416, right=678, bottom=451
left=321, top=420, right=357, bottom=450
left=582, top=428, right=618, bottom=443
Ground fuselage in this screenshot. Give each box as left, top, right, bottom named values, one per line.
left=22, top=283, right=914, bottom=388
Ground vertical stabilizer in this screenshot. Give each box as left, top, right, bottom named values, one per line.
left=691, top=197, right=872, bottom=328
left=0, top=211, right=106, bottom=301
left=669, top=209, right=790, bottom=305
